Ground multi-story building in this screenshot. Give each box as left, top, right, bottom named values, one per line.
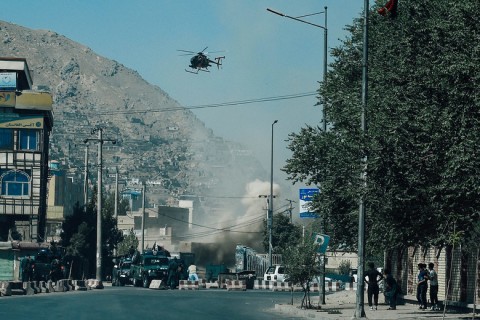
left=0, top=57, right=53, bottom=242
left=45, top=160, right=84, bottom=242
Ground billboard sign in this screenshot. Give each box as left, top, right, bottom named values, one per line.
left=299, top=188, right=319, bottom=218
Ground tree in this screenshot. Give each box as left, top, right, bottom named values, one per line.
left=61, top=188, right=124, bottom=279
left=284, top=0, right=480, bottom=255
left=263, top=213, right=302, bottom=254
left=282, top=237, right=320, bottom=309
left=117, top=229, right=139, bottom=257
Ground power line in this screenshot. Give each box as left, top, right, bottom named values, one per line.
left=92, top=91, right=317, bottom=116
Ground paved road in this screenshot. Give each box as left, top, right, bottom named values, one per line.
left=0, top=285, right=306, bottom=320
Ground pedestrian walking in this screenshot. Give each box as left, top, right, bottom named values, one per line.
left=416, top=263, right=429, bottom=309
left=383, top=268, right=398, bottom=310
left=364, top=262, right=383, bottom=311
left=428, top=262, right=440, bottom=310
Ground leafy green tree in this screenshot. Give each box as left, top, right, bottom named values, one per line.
left=282, top=238, right=320, bottom=309
left=117, top=229, right=139, bottom=257
left=284, top=0, right=480, bottom=255
left=263, top=213, right=302, bottom=254
left=61, top=188, right=124, bottom=279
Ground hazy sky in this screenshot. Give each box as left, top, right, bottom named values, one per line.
left=5, top=1, right=365, bottom=210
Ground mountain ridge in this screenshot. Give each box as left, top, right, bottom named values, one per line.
left=0, top=20, right=267, bottom=212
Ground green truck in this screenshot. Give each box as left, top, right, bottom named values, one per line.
left=130, top=251, right=169, bottom=288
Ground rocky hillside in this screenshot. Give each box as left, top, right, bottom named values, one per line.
left=0, top=21, right=266, bottom=214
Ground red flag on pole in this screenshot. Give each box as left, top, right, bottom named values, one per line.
left=378, top=0, right=398, bottom=17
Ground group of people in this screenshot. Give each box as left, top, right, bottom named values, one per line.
left=364, top=262, right=398, bottom=311
left=166, top=257, right=199, bottom=289
left=364, top=261, right=440, bottom=311
left=417, top=262, right=439, bottom=310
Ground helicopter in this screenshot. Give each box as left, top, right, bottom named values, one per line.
left=177, top=47, right=225, bottom=74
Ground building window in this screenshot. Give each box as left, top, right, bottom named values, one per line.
left=0, top=128, right=14, bottom=150
left=18, top=129, right=39, bottom=151
left=1, top=170, right=30, bottom=197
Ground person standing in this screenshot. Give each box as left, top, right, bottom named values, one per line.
left=428, top=262, right=439, bottom=310
left=364, top=262, right=384, bottom=311
left=167, top=257, right=179, bottom=289
left=416, top=263, right=429, bottom=309
left=187, top=263, right=198, bottom=281
left=383, top=269, right=398, bottom=310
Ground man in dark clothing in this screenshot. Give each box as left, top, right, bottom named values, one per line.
left=383, top=268, right=398, bottom=310
left=167, top=257, right=179, bottom=289
left=364, top=262, right=384, bottom=310
left=417, top=263, right=429, bottom=309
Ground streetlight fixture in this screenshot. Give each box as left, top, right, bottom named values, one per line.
left=84, top=128, right=116, bottom=281
left=269, top=120, right=278, bottom=267
left=267, top=7, right=328, bottom=132
left=267, top=6, right=328, bottom=305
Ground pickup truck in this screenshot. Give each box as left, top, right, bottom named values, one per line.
left=130, top=251, right=169, bottom=288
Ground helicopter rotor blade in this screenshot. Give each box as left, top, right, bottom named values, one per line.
left=201, top=46, right=208, bottom=53
left=177, top=49, right=196, bottom=54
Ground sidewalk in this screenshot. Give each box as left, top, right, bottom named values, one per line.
left=275, top=291, right=477, bottom=319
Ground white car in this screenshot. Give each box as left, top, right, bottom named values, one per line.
left=263, top=265, right=287, bottom=282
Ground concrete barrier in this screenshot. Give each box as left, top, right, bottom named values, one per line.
left=205, top=281, right=219, bottom=289
left=23, top=281, right=37, bottom=295
left=226, top=280, right=246, bottom=291
left=149, top=279, right=165, bottom=289
left=179, top=280, right=199, bottom=290
left=72, top=280, right=88, bottom=291
left=46, top=280, right=55, bottom=292
left=271, top=281, right=292, bottom=292
left=38, top=281, right=51, bottom=293
left=86, top=279, right=104, bottom=289
left=254, top=280, right=272, bottom=290
left=0, top=281, right=12, bottom=296
left=9, top=281, right=26, bottom=295
left=54, top=279, right=66, bottom=292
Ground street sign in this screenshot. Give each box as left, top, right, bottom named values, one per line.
left=299, top=188, right=319, bottom=218
left=313, top=233, right=330, bottom=253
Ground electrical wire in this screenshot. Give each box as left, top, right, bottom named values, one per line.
left=91, top=92, right=317, bottom=116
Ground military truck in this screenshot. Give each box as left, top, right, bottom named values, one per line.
left=130, top=250, right=169, bottom=288
left=112, top=257, right=133, bottom=286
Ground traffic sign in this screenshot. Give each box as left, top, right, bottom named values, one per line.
left=313, top=233, right=330, bottom=253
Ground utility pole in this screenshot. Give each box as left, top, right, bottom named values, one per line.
left=269, top=120, right=278, bottom=267
left=141, top=183, right=146, bottom=254
left=259, top=194, right=276, bottom=264
left=355, top=0, right=369, bottom=318
left=84, top=128, right=116, bottom=281
left=83, top=145, right=88, bottom=209
left=285, top=199, right=296, bottom=223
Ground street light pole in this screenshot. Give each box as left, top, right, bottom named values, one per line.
left=267, top=7, right=328, bottom=131
left=269, top=120, right=278, bottom=267
left=267, top=6, right=328, bottom=305
left=355, top=0, right=369, bottom=318
left=84, top=128, right=116, bottom=281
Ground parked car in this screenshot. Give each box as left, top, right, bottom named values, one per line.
left=263, top=265, right=287, bottom=282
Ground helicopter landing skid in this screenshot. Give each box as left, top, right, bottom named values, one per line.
left=185, top=68, right=209, bottom=74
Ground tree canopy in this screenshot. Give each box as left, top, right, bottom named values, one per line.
left=284, top=0, right=480, bottom=255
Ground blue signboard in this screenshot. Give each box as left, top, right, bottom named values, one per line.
left=0, top=73, right=16, bottom=90
left=299, top=188, right=319, bottom=218
left=313, top=233, right=330, bottom=253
